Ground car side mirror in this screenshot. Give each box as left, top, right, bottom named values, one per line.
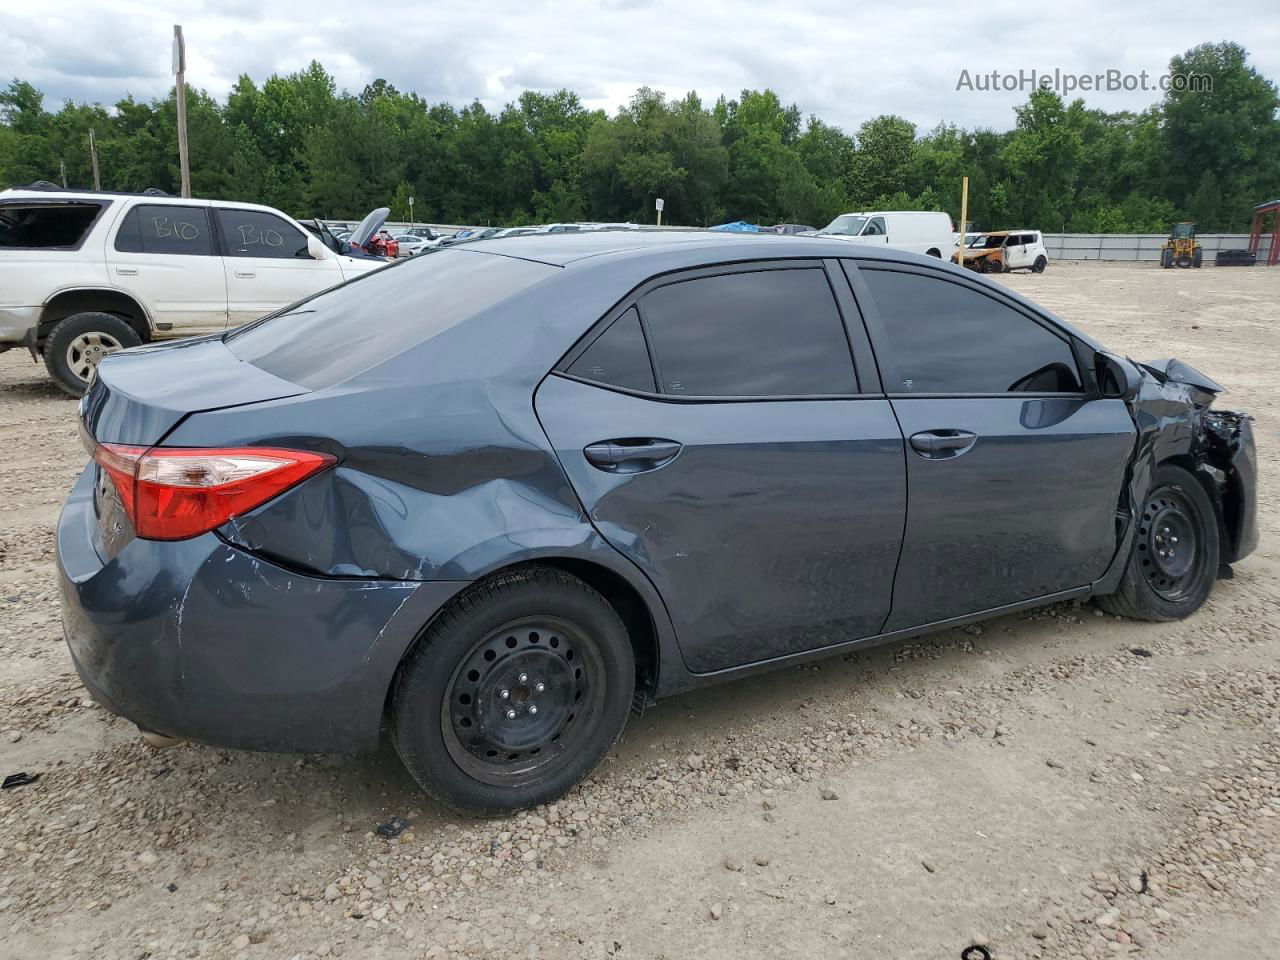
left=307, top=235, right=328, bottom=260
left=1096, top=352, right=1142, bottom=401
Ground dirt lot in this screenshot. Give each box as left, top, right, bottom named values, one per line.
left=1, top=261, right=1277, bottom=960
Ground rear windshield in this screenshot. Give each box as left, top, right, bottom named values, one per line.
left=0, top=201, right=106, bottom=249
left=225, top=250, right=558, bottom=388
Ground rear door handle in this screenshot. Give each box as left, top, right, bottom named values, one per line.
left=584, top=439, right=682, bottom=471
left=115, top=267, right=138, bottom=276
left=235, top=270, right=256, bottom=278
left=909, top=430, right=977, bottom=459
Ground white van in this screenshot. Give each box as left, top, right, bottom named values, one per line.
left=817, top=211, right=954, bottom=258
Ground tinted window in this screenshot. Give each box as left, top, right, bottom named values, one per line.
left=114, top=204, right=213, bottom=256
left=858, top=267, right=1082, bottom=394
left=641, top=268, right=857, bottom=397
left=217, top=209, right=309, bottom=258
left=225, top=250, right=555, bottom=388
left=568, top=307, right=655, bottom=393
left=0, top=201, right=105, bottom=249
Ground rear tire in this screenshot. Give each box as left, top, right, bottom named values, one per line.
left=1032, top=255, right=1047, bottom=273
left=1193, top=248, right=1203, bottom=268
left=43, top=312, right=141, bottom=397
left=392, top=566, right=635, bottom=816
left=1161, top=249, right=1173, bottom=269
left=1097, top=465, right=1218, bottom=621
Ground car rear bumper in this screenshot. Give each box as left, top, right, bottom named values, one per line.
left=57, top=466, right=469, bottom=753
left=0, top=306, right=40, bottom=345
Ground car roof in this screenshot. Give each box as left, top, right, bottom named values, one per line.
left=0, top=188, right=303, bottom=219
left=456, top=229, right=960, bottom=267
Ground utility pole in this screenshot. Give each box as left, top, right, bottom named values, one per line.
left=59, top=160, right=67, bottom=188
left=89, top=128, right=101, bottom=190
left=173, top=24, right=191, bottom=198
left=957, top=176, right=969, bottom=269
left=408, top=196, right=415, bottom=231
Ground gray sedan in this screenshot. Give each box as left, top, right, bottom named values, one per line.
left=59, top=231, right=1257, bottom=814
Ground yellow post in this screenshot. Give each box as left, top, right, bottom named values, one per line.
left=957, top=176, right=969, bottom=269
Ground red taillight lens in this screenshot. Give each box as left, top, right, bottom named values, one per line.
left=93, top=443, right=336, bottom=541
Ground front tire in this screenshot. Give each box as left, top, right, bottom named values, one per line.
left=43, top=312, right=141, bottom=397
left=1097, top=465, right=1218, bottom=621
left=392, top=567, right=635, bottom=816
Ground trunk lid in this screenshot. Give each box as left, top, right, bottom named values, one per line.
left=81, top=336, right=308, bottom=446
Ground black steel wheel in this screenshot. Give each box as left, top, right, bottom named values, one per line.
left=1032, top=255, right=1047, bottom=273
left=983, top=256, right=1004, bottom=273
left=1137, top=488, right=1203, bottom=602
left=392, top=567, right=635, bottom=815
left=1098, top=464, right=1218, bottom=621
left=442, top=616, right=605, bottom=787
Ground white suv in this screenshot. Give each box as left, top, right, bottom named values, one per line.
left=0, top=186, right=388, bottom=395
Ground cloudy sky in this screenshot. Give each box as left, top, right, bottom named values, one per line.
left=5, top=1, right=1277, bottom=133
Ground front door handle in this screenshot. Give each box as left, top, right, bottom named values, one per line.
left=115, top=267, right=138, bottom=276
left=235, top=270, right=256, bottom=279
left=909, top=429, right=977, bottom=459
left=584, top=439, right=682, bottom=471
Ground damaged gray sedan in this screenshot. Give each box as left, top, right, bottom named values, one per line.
left=59, top=234, right=1257, bottom=813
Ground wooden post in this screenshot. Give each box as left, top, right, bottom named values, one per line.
left=89, top=128, right=101, bottom=191
left=173, top=25, right=191, bottom=198
left=957, top=176, right=969, bottom=268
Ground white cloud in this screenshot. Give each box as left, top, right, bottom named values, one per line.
left=4, top=0, right=1277, bottom=135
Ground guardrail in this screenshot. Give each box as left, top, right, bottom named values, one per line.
left=1043, top=233, right=1273, bottom=262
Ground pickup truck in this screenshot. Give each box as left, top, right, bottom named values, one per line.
left=0, top=185, right=388, bottom=395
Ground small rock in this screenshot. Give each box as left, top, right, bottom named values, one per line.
left=820, top=788, right=838, bottom=801
left=1032, top=927, right=1049, bottom=940
left=232, top=935, right=250, bottom=950
left=1046, top=758, right=1065, bottom=769
left=723, top=856, right=744, bottom=872
left=709, top=902, right=723, bottom=921
left=824, top=893, right=837, bottom=905
left=753, top=855, right=770, bottom=867
left=921, top=860, right=936, bottom=874
left=686, top=754, right=705, bottom=771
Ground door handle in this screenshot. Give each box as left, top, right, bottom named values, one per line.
left=909, top=430, right=977, bottom=459
left=584, top=439, right=682, bottom=471
left=235, top=270, right=256, bottom=278
left=115, top=267, right=138, bottom=276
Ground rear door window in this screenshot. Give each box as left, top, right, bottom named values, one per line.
left=0, top=201, right=107, bottom=249
left=114, top=204, right=215, bottom=256
left=639, top=267, right=857, bottom=397
left=216, top=209, right=310, bottom=259
left=855, top=266, right=1082, bottom=394
left=567, top=307, right=656, bottom=393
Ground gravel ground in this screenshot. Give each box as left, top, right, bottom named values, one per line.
left=0, top=260, right=1277, bottom=960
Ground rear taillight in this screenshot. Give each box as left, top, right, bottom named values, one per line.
left=92, top=443, right=335, bottom=541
